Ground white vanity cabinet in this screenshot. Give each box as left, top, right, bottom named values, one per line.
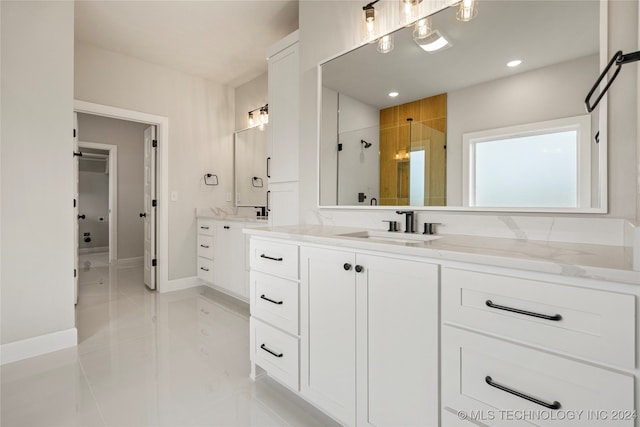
left=300, top=245, right=439, bottom=427
left=196, top=218, right=250, bottom=300
left=441, top=265, right=636, bottom=426
left=266, top=31, right=299, bottom=226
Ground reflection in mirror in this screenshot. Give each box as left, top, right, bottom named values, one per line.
left=319, top=0, right=605, bottom=211
left=234, top=126, right=268, bottom=207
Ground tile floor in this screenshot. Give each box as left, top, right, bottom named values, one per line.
left=1, top=254, right=340, bottom=427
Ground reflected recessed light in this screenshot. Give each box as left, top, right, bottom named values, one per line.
left=389, top=91, right=399, bottom=97
left=414, top=29, right=452, bottom=53
left=507, top=59, right=522, bottom=68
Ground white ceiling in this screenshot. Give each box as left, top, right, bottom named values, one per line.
left=75, top=0, right=299, bottom=88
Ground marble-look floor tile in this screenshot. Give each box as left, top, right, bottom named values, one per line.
left=2, top=258, right=339, bottom=427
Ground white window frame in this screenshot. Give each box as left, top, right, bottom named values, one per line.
left=462, top=115, right=592, bottom=208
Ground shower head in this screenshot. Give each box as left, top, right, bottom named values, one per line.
left=361, top=139, right=372, bottom=148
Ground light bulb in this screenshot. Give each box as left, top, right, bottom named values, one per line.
left=401, top=0, right=422, bottom=25
left=260, top=108, right=268, bottom=124
left=362, top=5, right=377, bottom=42
left=377, top=34, right=394, bottom=54
left=456, top=0, right=477, bottom=22
left=413, top=18, right=430, bottom=40
left=248, top=112, right=254, bottom=127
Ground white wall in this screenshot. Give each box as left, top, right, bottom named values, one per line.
left=75, top=42, right=235, bottom=280
left=299, top=0, right=638, bottom=224
left=78, top=169, right=109, bottom=249
left=77, top=114, right=149, bottom=259
left=1, top=1, right=75, bottom=347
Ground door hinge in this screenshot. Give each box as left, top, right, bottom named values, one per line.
left=152, top=199, right=157, bottom=207
left=152, top=259, right=157, bottom=267
left=73, top=199, right=76, bottom=208
left=338, top=143, right=343, bottom=152
left=73, top=129, right=76, bottom=138
left=152, top=140, right=158, bottom=148
left=74, top=268, right=77, bottom=278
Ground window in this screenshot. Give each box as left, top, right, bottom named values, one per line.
left=463, top=115, right=591, bottom=208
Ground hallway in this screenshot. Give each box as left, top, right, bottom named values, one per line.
left=1, top=256, right=339, bottom=426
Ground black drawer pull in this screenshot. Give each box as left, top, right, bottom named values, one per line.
left=260, top=254, right=283, bottom=262
left=200, top=267, right=209, bottom=272
left=485, top=376, right=561, bottom=410
left=343, top=263, right=352, bottom=271
left=224, top=226, right=230, bottom=229
left=355, top=265, right=364, bottom=273
left=485, top=300, right=562, bottom=321
left=200, top=244, right=209, bottom=248
left=200, top=226, right=210, bottom=230
left=260, top=344, right=283, bottom=358
left=260, top=294, right=283, bottom=305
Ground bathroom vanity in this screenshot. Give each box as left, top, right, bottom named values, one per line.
left=245, top=225, right=638, bottom=427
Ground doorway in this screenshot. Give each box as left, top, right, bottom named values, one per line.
left=74, top=100, right=169, bottom=293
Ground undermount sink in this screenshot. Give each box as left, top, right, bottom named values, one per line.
left=339, top=230, right=442, bottom=244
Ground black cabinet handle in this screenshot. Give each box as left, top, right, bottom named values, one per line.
left=200, top=267, right=209, bottom=272
left=485, top=376, right=561, bottom=410
left=77, top=214, right=86, bottom=220
left=224, top=226, right=230, bottom=230
left=200, top=226, right=210, bottom=230
left=200, top=244, right=209, bottom=248
left=260, top=343, right=283, bottom=358
left=485, top=300, right=562, bottom=321
left=343, top=263, right=352, bottom=271
left=266, top=190, right=271, bottom=212
left=260, top=254, right=283, bottom=262
left=267, top=157, right=271, bottom=178
left=355, top=265, right=364, bottom=273
left=260, top=294, right=283, bottom=305
left=139, top=212, right=146, bottom=218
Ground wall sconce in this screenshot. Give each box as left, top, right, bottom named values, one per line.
left=377, top=34, right=394, bottom=54
left=400, top=0, right=422, bottom=26
left=456, top=0, right=477, bottom=22
left=362, top=0, right=380, bottom=42
left=248, top=104, right=268, bottom=129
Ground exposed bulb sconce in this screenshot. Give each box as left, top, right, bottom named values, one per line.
left=400, top=0, right=423, bottom=25
left=377, top=34, right=394, bottom=54
left=456, top=0, right=477, bottom=22
left=413, top=17, right=431, bottom=41
left=247, top=104, right=268, bottom=129
left=362, top=0, right=380, bottom=42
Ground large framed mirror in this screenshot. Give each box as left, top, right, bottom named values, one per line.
left=235, top=125, right=268, bottom=207
left=318, top=0, right=607, bottom=212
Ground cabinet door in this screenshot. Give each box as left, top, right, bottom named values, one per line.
left=267, top=182, right=299, bottom=227
left=355, top=255, right=439, bottom=427
left=267, top=42, right=299, bottom=184
left=300, top=246, right=356, bottom=427
left=213, top=223, right=247, bottom=298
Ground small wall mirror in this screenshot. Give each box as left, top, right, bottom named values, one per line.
left=234, top=125, right=268, bottom=207
left=319, top=0, right=606, bottom=212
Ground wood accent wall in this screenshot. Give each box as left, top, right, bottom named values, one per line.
left=379, top=93, right=447, bottom=206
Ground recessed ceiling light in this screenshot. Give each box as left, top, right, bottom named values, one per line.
left=388, top=91, right=399, bottom=97
left=507, top=59, right=522, bottom=68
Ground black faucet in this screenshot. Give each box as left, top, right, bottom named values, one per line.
left=396, top=210, right=415, bottom=233
left=255, top=206, right=267, bottom=217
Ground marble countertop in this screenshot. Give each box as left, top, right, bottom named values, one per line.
left=197, top=214, right=268, bottom=223
left=243, top=225, right=639, bottom=285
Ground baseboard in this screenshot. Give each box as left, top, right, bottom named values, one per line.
left=117, top=256, right=144, bottom=267
left=160, top=276, right=202, bottom=293
left=0, top=328, right=78, bottom=365
left=79, top=247, right=109, bottom=254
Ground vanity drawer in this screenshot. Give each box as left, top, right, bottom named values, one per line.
left=250, top=317, right=299, bottom=391
left=250, top=271, right=299, bottom=335
left=250, top=239, right=298, bottom=280
left=197, top=234, right=214, bottom=259
left=442, top=267, right=635, bottom=368
left=442, top=326, right=634, bottom=427
left=197, top=257, right=214, bottom=283
left=197, top=219, right=214, bottom=236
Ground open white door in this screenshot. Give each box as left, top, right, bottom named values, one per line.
left=143, top=126, right=157, bottom=290
left=73, top=113, right=79, bottom=304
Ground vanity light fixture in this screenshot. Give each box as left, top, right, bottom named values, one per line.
left=456, top=0, right=477, bottom=22
left=362, top=0, right=380, bottom=42
left=507, top=59, right=522, bottom=68
left=388, top=91, right=399, bottom=97
left=377, top=34, right=394, bottom=54
left=400, top=0, right=423, bottom=25
left=414, top=29, right=452, bottom=53
left=247, top=104, right=268, bottom=129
